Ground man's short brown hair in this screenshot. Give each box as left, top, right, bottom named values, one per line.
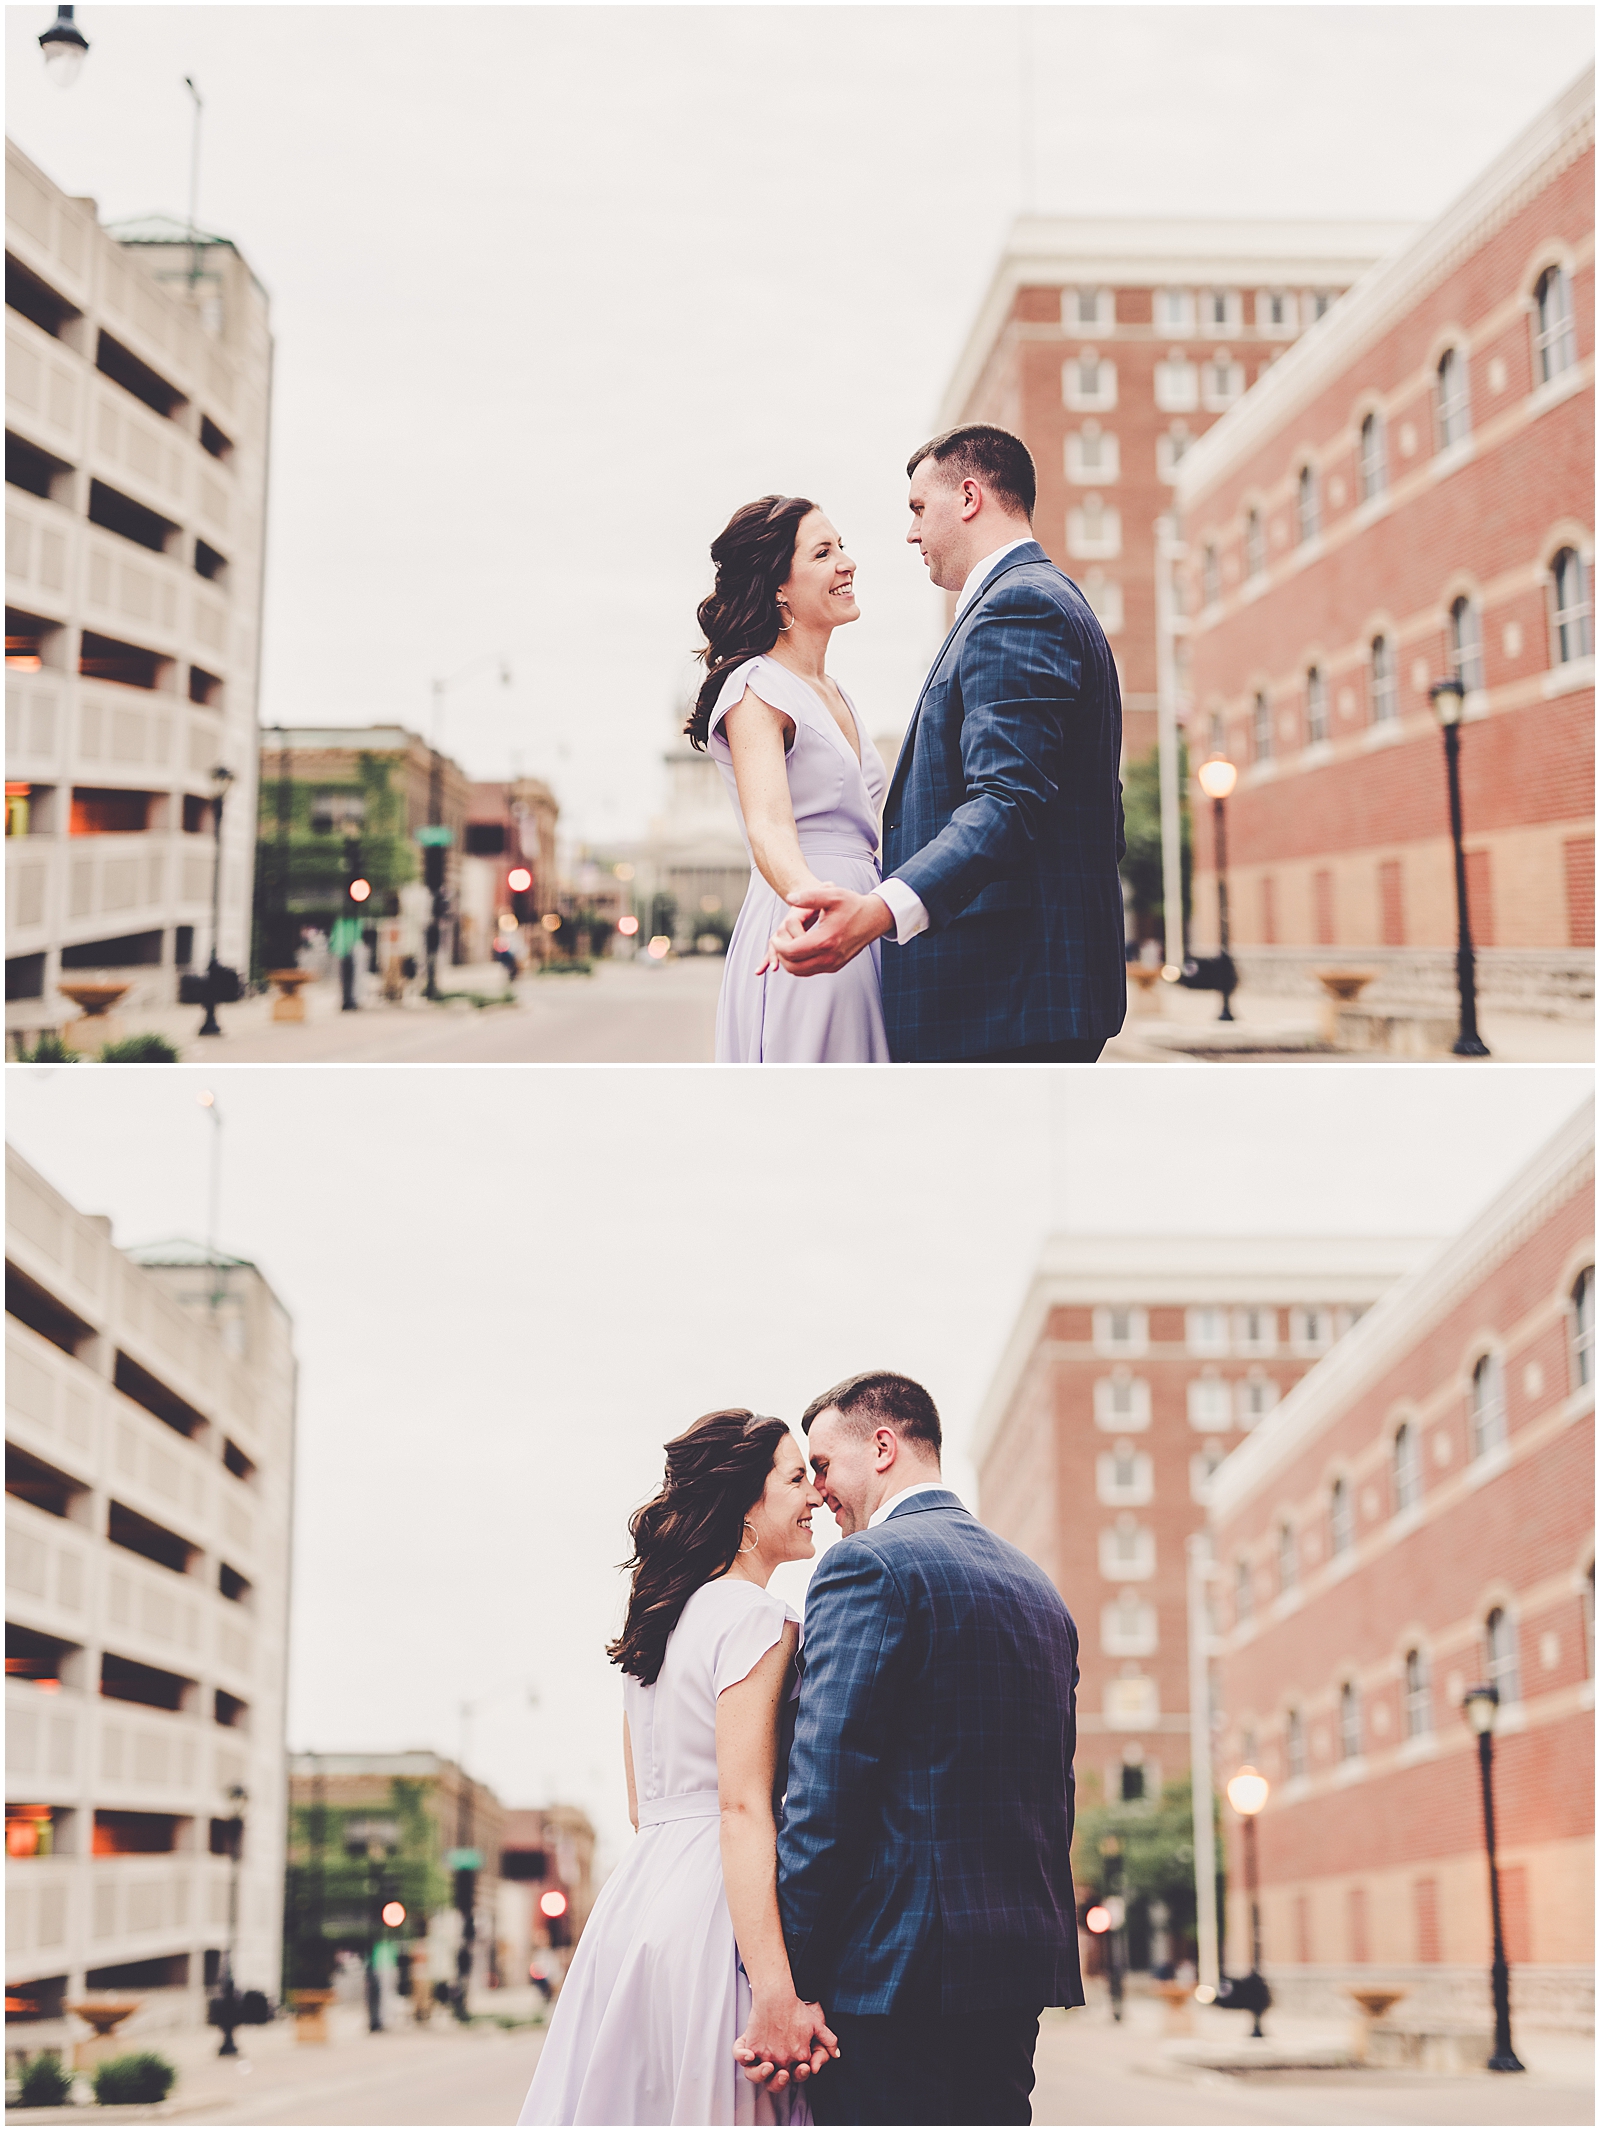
left=801, top=1370, right=942, bottom=1458
left=906, top=423, right=1036, bottom=519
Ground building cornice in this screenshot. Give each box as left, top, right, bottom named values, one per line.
left=1174, top=66, right=1596, bottom=506
left=939, top=217, right=1411, bottom=428
left=1210, top=1103, right=1595, bottom=1522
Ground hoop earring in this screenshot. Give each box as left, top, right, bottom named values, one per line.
left=738, top=1519, right=759, bottom=1556
left=775, top=602, right=795, bottom=634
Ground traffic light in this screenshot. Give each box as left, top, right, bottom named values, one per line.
left=507, top=864, right=534, bottom=925
left=344, top=837, right=371, bottom=909
left=540, top=1886, right=571, bottom=1948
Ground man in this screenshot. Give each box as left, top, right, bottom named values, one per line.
left=771, top=425, right=1127, bottom=1061
left=742, top=1370, right=1082, bottom=2125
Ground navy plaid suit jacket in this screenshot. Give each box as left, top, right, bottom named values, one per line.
left=777, top=1491, right=1084, bottom=2018
left=880, top=542, right=1127, bottom=1060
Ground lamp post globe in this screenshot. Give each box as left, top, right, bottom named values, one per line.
left=1428, top=675, right=1489, bottom=1058
left=1227, top=1765, right=1270, bottom=2036
left=1460, top=1683, right=1524, bottom=2071
left=1195, top=755, right=1238, bottom=1021
left=39, top=4, right=89, bottom=86
left=1196, top=757, right=1238, bottom=803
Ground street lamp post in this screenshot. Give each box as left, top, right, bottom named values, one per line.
left=1225, top=1765, right=1270, bottom=2038
left=38, top=4, right=89, bottom=85
left=214, top=1783, right=247, bottom=2056
left=197, top=763, right=236, bottom=1037
left=1195, top=756, right=1238, bottom=1022
left=1097, top=1835, right=1126, bottom=2024
left=1428, top=677, right=1490, bottom=1058
left=1461, top=1685, right=1525, bottom=2072
left=426, top=660, right=511, bottom=999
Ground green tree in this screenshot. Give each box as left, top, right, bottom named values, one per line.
left=1119, top=738, right=1191, bottom=947
left=252, top=755, right=419, bottom=974
left=1075, top=1771, right=1222, bottom=1951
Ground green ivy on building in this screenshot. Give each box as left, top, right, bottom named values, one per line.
left=252, top=754, right=419, bottom=975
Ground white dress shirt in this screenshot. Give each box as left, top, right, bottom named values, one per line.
left=867, top=1479, right=950, bottom=1529
left=874, top=537, right=1037, bottom=944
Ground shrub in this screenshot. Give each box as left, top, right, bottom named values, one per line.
left=91, top=2052, right=176, bottom=2105
left=97, top=1033, right=180, bottom=1063
left=18, top=2051, right=74, bottom=2107
left=14, top=1033, right=77, bottom=1063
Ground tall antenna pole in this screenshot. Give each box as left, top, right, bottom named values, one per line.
left=184, top=77, right=203, bottom=288
left=197, top=1090, right=223, bottom=1313
left=1017, top=8, right=1036, bottom=217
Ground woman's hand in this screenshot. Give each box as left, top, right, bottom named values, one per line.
left=757, top=876, right=832, bottom=974
left=733, top=1994, right=839, bottom=2086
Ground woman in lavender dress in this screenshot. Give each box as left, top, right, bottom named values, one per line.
left=687, top=496, right=891, bottom=1063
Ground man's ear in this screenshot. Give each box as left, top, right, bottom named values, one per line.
left=959, top=480, right=983, bottom=523
left=875, top=1427, right=897, bottom=1471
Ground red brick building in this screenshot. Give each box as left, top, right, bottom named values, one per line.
left=938, top=218, right=1406, bottom=762
left=1176, top=70, right=1594, bottom=1019
left=1210, top=1106, right=1594, bottom=2025
left=974, top=1236, right=1432, bottom=1828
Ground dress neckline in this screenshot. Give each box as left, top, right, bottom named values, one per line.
left=756, top=654, right=866, bottom=774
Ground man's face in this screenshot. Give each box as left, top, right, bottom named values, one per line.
left=905, top=459, right=974, bottom=594
left=805, top=1408, right=880, bottom=1537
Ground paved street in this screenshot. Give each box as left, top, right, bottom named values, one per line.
left=14, top=1987, right=1584, bottom=2128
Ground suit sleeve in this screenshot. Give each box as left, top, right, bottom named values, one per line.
left=778, top=1542, right=909, bottom=2001
left=892, top=583, right=1077, bottom=930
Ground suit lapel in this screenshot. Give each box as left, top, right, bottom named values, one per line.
left=886, top=543, right=1050, bottom=811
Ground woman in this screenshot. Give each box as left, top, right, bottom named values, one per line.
left=689, top=496, right=891, bottom=1063
left=518, top=1411, right=836, bottom=2125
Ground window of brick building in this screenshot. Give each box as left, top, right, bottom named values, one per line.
left=1290, top=1307, right=1331, bottom=1353
left=1234, top=1556, right=1253, bottom=1625
left=1190, top=1444, right=1227, bottom=1503
left=1571, top=1265, right=1595, bottom=1389
left=1257, top=290, right=1297, bottom=336
left=1157, top=423, right=1193, bottom=482
left=1358, top=412, right=1387, bottom=503
left=1067, top=494, right=1121, bottom=560
left=1064, top=350, right=1117, bottom=411
left=1294, top=1887, right=1312, bottom=1959
left=1533, top=265, right=1578, bottom=385
left=1485, top=1606, right=1520, bottom=1707
left=1251, top=690, right=1272, bottom=763
left=1329, top=1476, right=1353, bottom=1557
left=1080, top=568, right=1122, bottom=634
left=1237, top=1374, right=1279, bottom=1427
left=1306, top=665, right=1328, bottom=745
left=1189, top=1307, right=1228, bottom=1355
left=1348, top=1886, right=1369, bottom=1961
left=1370, top=634, right=1399, bottom=723
left=1154, top=353, right=1198, bottom=412
left=1188, top=1376, right=1232, bottom=1431
left=1201, top=544, right=1220, bottom=608
left=1413, top=1877, right=1441, bottom=1961
left=1203, top=353, right=1244, bottom=409
left=1244, top=508, right=1266, bottom=579
left=1378, top=857, right=1405, bottom=945
left=1287, top=1707, right=1306, bottom=1780
left=1155, top=288, right=1195, bottom=332
left=1201, top=289, right=1240, bottom=334
left=1065, top=421, right=1120, bottom=484
left=1449, top=594, right=1485, bottom=691
left=1583, top=1559, right=1595, bottom=1679
left=1549, top=548, right=1593, bottom=666
left=1338, top=1679, right=1361, bottom=1760
left=1469, top=1352, right=1506, bottom=1460
left=1277, top=1521, right=1297, bottom=1594
left=1393, top=1420, right=1421, bottom=1514
left=1435, top=346, right=1471, bottom=451
left=1296, top=464, right=1320, bottom=545
left=1314, top=869, right=1336, bottom=945
left=1404, top=1647, right=1431, bottom=1738
left=1065, top=287, right=1111, bottom=331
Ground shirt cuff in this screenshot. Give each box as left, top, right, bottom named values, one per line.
left=875, top=876, right=930, bottom=945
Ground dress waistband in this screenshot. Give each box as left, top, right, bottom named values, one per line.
left=637, top=1790, right=721, bottom=1828
left=792, top=840, right=880, bottom=865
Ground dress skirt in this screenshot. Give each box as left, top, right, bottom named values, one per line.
left=714, top=853, right=891, bottom=1065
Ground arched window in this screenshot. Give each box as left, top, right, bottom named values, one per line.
left=1339, top=1679, right=1362, bottom=1760
left=1112, top=1441, right=1138, bottom=1491
left=1330, top=1475, right=1352, bottom=1557
left=1549, top=548, right=1593, bottom=666
left=1297, top=464, right=1320, bottom=544
left=1449, top=595, right=1485, bottom=692
left=1236, top=1557, right=1253, bottom=1624
left=1370, top=634, right=1399, bottom=724
left=1202, top=543, right=1220, bottom=607
left=1572, top=1265, right=1595, bottom=1389
left=1485, top=1606, right=1520, bottom=1706
left=1393, top=1420, right=1421, bottom=1513
left=1358, top=412, right=1387, bottom=503
left=1584, top=1559, right=1595, bottom=1679
left=1306, top=666, right=1328, bottom=745
left=1278, top=1521, right=1297, bottom=1593
left=1404, top=1648, right=1431, bottom=1738
left=1435, top=346, right=1470, bottom=451
left=1534, top=266, right=1578, bottom=384
left=1286, top=1706, right=1306, bottom=1779
left=1252, top=690, right=1273, bottom=763
left=1245, top=507, right=1266, bottom=579
left=1470, top=1353, right=1506, bottom=1460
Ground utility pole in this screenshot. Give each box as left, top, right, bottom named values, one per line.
left=184, top=77, right=203, bottom=289
left=1187, top=1533, right=1220, bottom=1995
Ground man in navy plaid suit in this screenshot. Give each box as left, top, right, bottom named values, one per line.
left=738, top=1370, right=1083, bottom=2124
left=770, top=425, right=1126, bottom=1061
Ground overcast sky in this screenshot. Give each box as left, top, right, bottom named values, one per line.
left=6, top=6, right=1593, bottom=843
left=5, top=1063, right=1590, bottom=1864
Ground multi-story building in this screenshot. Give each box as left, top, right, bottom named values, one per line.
left=458, top=777, right=560, bottom=965
left=641, top=720, right=753, bottom=951
left=1210, top=1107, right=1594, bottom=2026
left=1175, top=69, right=1594, bottom=1019
left=937, top=217, right=1408, bottom=768
left=497, top=1804, right=597, bottom=1990
left=5, top=1148, right=295, bottom=2040
left=6, top=142, right=273, bottom=1033
left=973, top=1236, right=1434, bottom=1835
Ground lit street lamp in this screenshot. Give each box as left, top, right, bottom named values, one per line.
left=1428, top=677, right=1490, bottom=1057
left=1461, top=1685, right=1525, bottom=2072
left=1096, top=1835, right=1126, bottom=2023
left=1225, top=1764, right=1270, bottom=2038
left=197, top=763, right=236, bottom=1037
left=39, top=4, right=89, bottom=86
left=1195, top=755, right=1239, bottom=1022
left=212, top=1783, right=247, bottom=2056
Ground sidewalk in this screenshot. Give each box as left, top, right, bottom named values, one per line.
left=1106, top=980, right=1593, bottom=1063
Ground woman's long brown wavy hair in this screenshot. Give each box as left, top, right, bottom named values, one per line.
left=685, top=495, right=817, bottom=751
left=606, top=1409, right=790, bottom=1685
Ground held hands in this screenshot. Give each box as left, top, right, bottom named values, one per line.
left=732, top=1993, right=839, bottom=2089
left=763, top=881, right=893, bottom=978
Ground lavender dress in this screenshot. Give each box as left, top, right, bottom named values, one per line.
left=708, top=655, right=891, bottom=1063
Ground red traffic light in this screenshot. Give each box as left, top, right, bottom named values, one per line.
left=508, top=866, right=533, bottom=894
left=1085, top=1905, right=1111, bottom=1934
left=381, top=1900, right=406, bottom=1927
left=349, top=878, right=372, bottom=904
left=539, top=1889, right=568, bottom=1919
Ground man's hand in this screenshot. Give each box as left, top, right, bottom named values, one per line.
left=733, top=2000, right=838, bottom=2087
left=769, top=883, right=893, bottom=977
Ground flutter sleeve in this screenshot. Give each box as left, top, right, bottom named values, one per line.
left=712, top=1586, right=799, bottom=1698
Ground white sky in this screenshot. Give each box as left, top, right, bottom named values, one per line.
left=5, top=1063, right=1590, bottom=1864
left=6, top=6, right=1593, bottom=844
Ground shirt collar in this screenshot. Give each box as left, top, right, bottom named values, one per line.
left=955, top=537, right=1035, bottom=617
left=867, top=1480, right=949, bottom=1529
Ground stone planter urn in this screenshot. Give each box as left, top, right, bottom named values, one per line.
left=1154, top=1978, right=1195, bottom=2035
left=66, top=1996, right=140, bottom=2070
left=288, top=1987, right=335, bottom=2042
left=57, top=981, right=132, bottom=1053
left=1313, top=968, right=1379, bottom=1046
left=1128, top=965, right=1165, bottom=1014
left=1348, top=1985, right=1406, bottom=2061
left=267, top=968, right=316, bottom=1023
